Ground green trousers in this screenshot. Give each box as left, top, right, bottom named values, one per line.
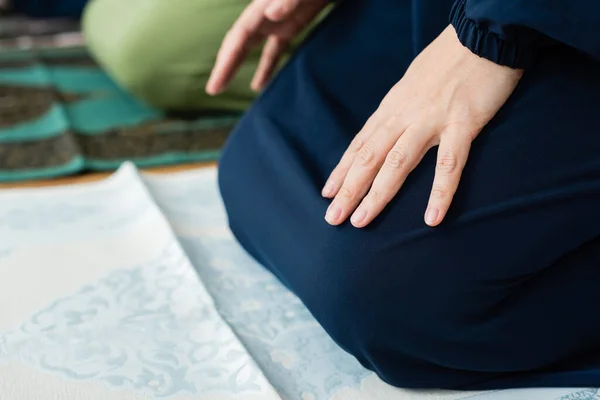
left=83, top=0, right=264, bottom=111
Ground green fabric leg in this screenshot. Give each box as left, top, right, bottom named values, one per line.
left=83, top=0, right=263, bottom=111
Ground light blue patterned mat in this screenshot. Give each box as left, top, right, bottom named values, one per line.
left=0, top=163, right=596, bottom=400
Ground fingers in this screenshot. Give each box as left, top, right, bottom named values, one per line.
left=324, top=121, right=472, bottom=228
left=206, top=0, right=271, bottom=95
left=349, top=125, right=435, bottom=228
left=207, top=0, right=321, bottom=95
left=424, top=128, right=471, bottom=226
left=251, top=35, right=287, bottom=91
left=321, top=114, right=380, bottom=198
left=324, top=116, right=407, bottom=226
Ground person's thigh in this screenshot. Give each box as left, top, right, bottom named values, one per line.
left=83, top=0, right=259, bottom=110
left=219, top=0, right=600, bottom=389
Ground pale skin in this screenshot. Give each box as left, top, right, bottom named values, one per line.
left=207, top=0, right=524, bottom=228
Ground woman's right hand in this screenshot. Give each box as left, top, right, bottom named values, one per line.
left=206, top=0, right=328, bottom=95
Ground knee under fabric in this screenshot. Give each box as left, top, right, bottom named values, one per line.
left=82, top=0, right=330, bottom=110
left=217, top=0, right=600, bottom=390
left=82, top=0, right=261, bottom=110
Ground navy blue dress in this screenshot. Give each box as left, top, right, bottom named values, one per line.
left=219, top=0, right=600, bottom=389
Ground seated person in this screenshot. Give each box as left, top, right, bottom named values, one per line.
left=213, top=0, right=600, bottom=391
left=82, top=0, right=320, bottom=111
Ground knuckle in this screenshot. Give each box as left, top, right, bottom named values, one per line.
left=430, top=185, right=449, bottom=200
left=351, top=137, right=364, bottom=152
left=437, top=149, right=458, bottom=173
left=383, top=114, right=400, bottom=129
left=225, top=28, right=243, bottom=43
left=339, top=186, right=354, bottom=200
left=358, top=142, right=377, bottom=166
left=237, top=24, right=254, bottom=39
left=385, top=148, right=407, bottom=169
left=367, top=188, right=384, bottom=206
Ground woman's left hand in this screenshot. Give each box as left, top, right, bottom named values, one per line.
left=322, top=25, right=523, bottom=228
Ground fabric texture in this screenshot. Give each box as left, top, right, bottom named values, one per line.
left=0, top=164, right=281, bottom=400
left=0, top=162, right=597, bottom=400
left=83, top=0, right=261, bottom=111
left=218, top=0, right=600, bottom=390
left=450, top=0, right=599, bottom=68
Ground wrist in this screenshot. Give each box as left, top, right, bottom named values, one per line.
left=446, top=25, right=524, bottom=82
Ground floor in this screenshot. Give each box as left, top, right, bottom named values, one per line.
left=0, top=162, right=216, bottom=189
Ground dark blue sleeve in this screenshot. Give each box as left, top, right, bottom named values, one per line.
left=450, top=0, right=599, bottom=68
left=12, top=0, right=87, bottom=18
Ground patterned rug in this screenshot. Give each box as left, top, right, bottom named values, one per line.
left=0, top=15, right=238, bottom=181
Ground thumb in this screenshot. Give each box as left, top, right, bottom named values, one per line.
left=265, top=0, right=301, bottom=21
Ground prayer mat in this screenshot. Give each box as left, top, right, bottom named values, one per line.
left=0, top=15, right=238, bottom=182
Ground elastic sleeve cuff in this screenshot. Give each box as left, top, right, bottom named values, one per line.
left=450, top=0, right=535, bottom=69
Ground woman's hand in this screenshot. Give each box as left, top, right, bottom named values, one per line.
left=206, top=0, right=327, bottom=95
left=323, top=25, right=523, bottom=228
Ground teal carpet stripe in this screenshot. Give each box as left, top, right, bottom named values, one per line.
left=0, top=43, right=236, bottom=181
left=0, top=156, right=84, bottom=182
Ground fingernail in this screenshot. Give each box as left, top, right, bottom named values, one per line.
left=322, top=180, right=336, bottom=197
left=425, top=208, right=439, bottom=226
left=206, top=86, right=218, bottom=96
left=351, top=208, right=367, bottom=227
left=206, top=80, right=224, bottom=95
left=325, top=204, right=342, bottom=225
